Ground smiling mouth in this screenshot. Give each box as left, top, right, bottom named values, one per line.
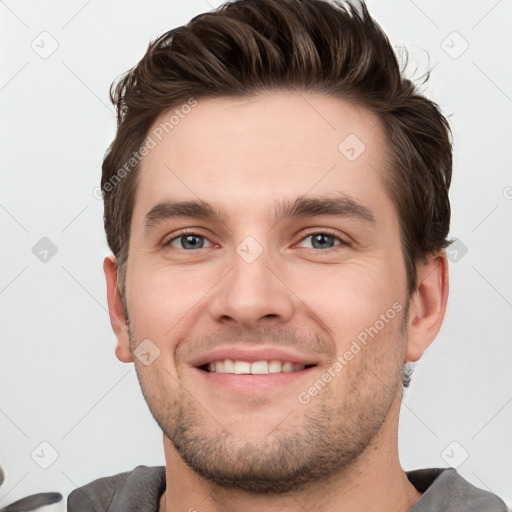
left=199, top=359, right=317, bottom=374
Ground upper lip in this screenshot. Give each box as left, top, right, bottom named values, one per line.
left=190, top=346, right=321, bottom=368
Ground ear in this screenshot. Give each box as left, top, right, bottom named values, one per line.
left=104, top=254, right=133, bottom=363
left=405, top=250, right=449, bottom=362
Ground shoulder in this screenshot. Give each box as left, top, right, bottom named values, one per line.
left=66, top=465, right=166, bottom=512
left=407, top=468, right=509, bottom=511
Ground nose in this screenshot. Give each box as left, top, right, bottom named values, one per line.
left=207, top=239, right=296, bottom=329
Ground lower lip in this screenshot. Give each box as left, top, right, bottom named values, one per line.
left=194, top=366, right=316, bottom=393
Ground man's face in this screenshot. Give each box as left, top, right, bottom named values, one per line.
left=119, top=93, right=411, bottom=492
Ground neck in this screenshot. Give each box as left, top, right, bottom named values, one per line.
left=159, top=465, right=420, bottom=512
left=159, top=401, right=422, bottom=512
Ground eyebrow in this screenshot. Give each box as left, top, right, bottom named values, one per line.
left=144, top=194, right=376, bottom=230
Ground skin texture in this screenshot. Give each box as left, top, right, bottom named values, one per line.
left=104, top=92, right=449, bottom=512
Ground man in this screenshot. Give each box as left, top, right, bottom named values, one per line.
left=67, top=0, right=508, bottom=510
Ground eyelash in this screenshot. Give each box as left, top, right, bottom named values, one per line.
left=163, top=228, right=349, bottom=252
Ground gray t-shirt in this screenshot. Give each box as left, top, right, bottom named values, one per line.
left=66, top=465, right=508, bottom=511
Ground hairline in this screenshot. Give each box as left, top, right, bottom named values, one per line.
left=115, top=90, right=415, bottom=296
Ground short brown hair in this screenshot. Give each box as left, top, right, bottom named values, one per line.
left=102, top=0, right=452, bottom=299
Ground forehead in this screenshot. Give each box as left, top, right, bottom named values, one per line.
left=133, top=92, right=395, bottom=226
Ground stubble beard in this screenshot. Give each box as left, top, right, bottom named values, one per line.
left=131, top=328, right=405, bottom=494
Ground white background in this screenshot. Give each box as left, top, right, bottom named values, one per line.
left=1, top=0, right=511, bottom=509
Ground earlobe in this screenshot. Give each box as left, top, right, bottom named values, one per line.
left=405, top=250, right=449, bottom=362
left=103, top=254, right=133, bottom=363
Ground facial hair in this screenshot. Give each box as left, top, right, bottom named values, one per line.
left=130, top=319, right=407, bottom=494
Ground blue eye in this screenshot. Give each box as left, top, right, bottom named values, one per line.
left=297, top=232, right=345, bottom=250
left=166, top=233, right=213, bottom=250
left=164, top=230, right=347, bottom=252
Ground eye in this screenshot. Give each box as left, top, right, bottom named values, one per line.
left=296, top=231, right=347, bottom=251
left=165, top=231, right=214, bottom=250
left=163, top=229, right=347, bottom=252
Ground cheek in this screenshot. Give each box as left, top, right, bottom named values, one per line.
left=299, top=261, right=401, bottom=329
left=125, top=262, right=216, bottom=340
left=125, top=241, right=406, bottom=347
left=296, top=262, right=407, bottom=383
left=134, top=360, right=181, bottom=419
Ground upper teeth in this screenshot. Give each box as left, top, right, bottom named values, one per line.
left=208, top=360, right=305, bottom=374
